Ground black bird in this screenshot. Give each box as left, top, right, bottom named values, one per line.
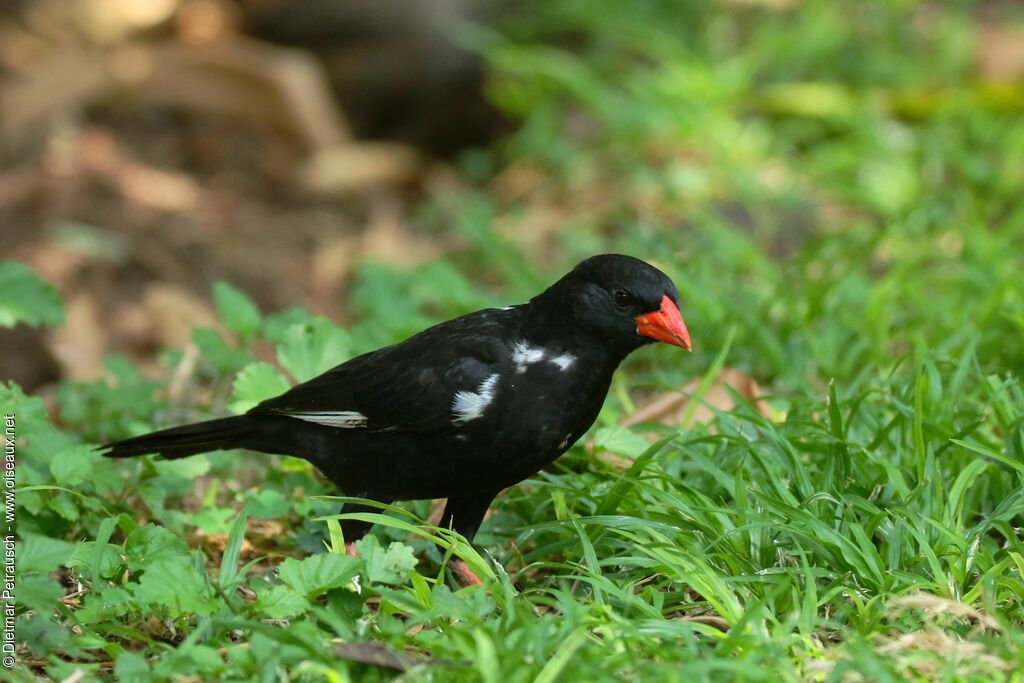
left=104, top=254, right=691, bottom=584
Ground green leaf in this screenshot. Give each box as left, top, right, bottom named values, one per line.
left=213, top=281, right=261, bottom=338
left=114, top=649, right=151, bottom=683
left=153, top=454, right=212, bottom=481
left=48, top=493, right=80, bottom=521
left=354, top=536, right=418, bottom=585
left=124, top=525, right=190, bottom=571
left=48, top=445, right=97, bottom=486
left=595, top=433, right=679, bottom=517
left=16, top=575, right=63, bottom=613
left=92, top=515, right=121, bottom=583
left=262, top=306, right=316, bottom=344
left=192, top=506, right=236, bottom=534
left=0, top=261, right=64, bottom=328
left=131, top=558, right=218, bottom=615
left=953, top=439, right=1024, bottom=478
left=593, top=426, right=651, bottom=458
left=243, top=489, right=291, bottom=520
left=191, top=327, right=252, bottom=373
left=276, top=553, right=360, bottom=601
left=220, top=510, right=249, bottom=590
left=75, top=587, right=132, bottom=624
left=276, top=317, right=352, bottom=382
left=255, top=585, right=309, bottom=619
left=229, top=362, right=291, bottom=413
left=17, top=533, right=74, bottom=573
left=69, top=540, right=124, bottom=580
left=188, top=644, right=226, bottom=675
left=0, top=380, right=49, bottom=430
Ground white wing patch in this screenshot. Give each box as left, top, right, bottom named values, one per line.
left=286, top=411, right=368, bottom=428
left=549, top=353, right=576, bottom=371
left=512, top=341, right=546, bottom=372
left=512, top=340, right=576, bottom=373
left=452, top=373, right=500, bottom=425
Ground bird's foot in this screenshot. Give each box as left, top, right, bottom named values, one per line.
left=449, top=558, right=483, bottom=587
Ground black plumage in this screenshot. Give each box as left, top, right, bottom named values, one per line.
left=103, top=254, right=691, bottom=583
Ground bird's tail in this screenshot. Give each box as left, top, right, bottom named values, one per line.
left=101, top=415, right=262, bottom=460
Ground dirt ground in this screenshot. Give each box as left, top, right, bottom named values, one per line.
left=0, top=0, right=506, bottom=392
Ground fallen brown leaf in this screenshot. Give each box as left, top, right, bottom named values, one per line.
left=594, top=368, right=771, bottom=470
left=978, top=24, right=1024, bottom=80
left=312, top=195, right=448, bottom=298
left=624, top=368, right=770, bottom=428
left=141, top=282, right=219, bottom=350
left=297, top=142, right=423, bottom=195
left=49, top=293, right=107, bottom=380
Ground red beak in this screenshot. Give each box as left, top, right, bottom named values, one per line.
left=636, top=295, right=691, bottom=350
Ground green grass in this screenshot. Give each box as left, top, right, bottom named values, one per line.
left=7, top=1, right=1024, bottom=680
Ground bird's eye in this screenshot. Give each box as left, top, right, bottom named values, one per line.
left=613, top=289, right=632, bottom=309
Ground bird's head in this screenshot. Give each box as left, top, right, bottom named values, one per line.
left=537, top=254, right=691, bottom=356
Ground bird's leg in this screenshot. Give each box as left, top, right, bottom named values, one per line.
left=439, top=492, right=499, bottom=587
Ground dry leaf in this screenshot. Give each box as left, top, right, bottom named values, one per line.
left=977, top=24, right=1024, bottom=80
left=888, top=592, right=1001, bottom=632
left=594, top=369, right=771, bottom=470
left=1, top=36, right=350, bottom=151
left=312, top=196, right=447, bottom=295
left=624, top=368, right=770, bottom=428
left=141, top=282, right=218, bottom=349
left=49, top=293, right=107, bottom=380
left=298, top=142, right=422, bottom=194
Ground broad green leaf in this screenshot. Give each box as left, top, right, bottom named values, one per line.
left=192, top=506, right=236, bottom=534
left=17, top=533, right=74, bottom=573
left=255, top=585, right=308, bottom=619
left=354, top=536, right=418, bottom=585
left=277, top=552, right=360, bottom=601
left=262, top=306, right=316, bottom=344
left=153, top=454, right=212, bottom=481
left=16, top=574, right=63, bottom=613
left=276, top=317, right=352, bottom=382
left=48, top=445, right=97, bottom=486
left=593, top=426, right=651, bottom=458
left=192, top=327, right=252, bottom=373
left=69, top=540, right=124, bottom=580
left=0, top=261, right=64, bottom=328
left=124, top=524, right=190, bottom=570
left=213, top=281, right=261, bottom=338
left=0, top=380, right=49, bottom=430
left=188, top=644, right=226, bottom=676
left=243, top=489, right=291, bottom=520
left=132, top=557, right=218, bottom=615
left=230, top=362, right=291, bottom=413
left=75, top=587, right=132, bottom=624
left=48, top=493, right=80, bottom=521
left=114, top=649, right=151, bottom=683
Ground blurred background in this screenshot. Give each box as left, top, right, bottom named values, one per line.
left=2, top=0, right=1022, bottom=399
left=6, top=3, right=1024, bottom=677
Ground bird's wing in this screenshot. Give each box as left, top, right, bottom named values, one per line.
left=251, top=310, right=511, bottom=434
